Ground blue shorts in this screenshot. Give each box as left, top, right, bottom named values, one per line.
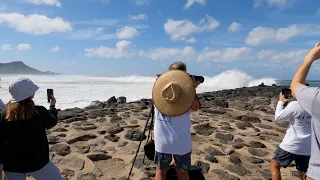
left=273, top=147, right=310, bottom=172
left=154, top=151, right=191, bottom=172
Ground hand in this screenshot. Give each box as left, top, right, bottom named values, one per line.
left=49, top=96, right=56, bottom=106
left=190, top=74, right=200, bottom=88
left=279, top=93, right=289, bottom=103
left=306, top=43, right=320, bottom=61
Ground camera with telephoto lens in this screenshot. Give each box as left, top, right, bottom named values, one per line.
left=156, top=74, right=205, bottom=84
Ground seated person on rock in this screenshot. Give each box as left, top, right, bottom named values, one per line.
left=0, top=78, right=62, bottom=180
left=152, top=61, right=200, bottom=180
left=270, top=84, right=312, bottom=180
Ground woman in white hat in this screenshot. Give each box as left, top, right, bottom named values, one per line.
left=0, top=78, right=62, bottom=180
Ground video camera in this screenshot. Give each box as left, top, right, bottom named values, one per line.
left=156, top=74, right=205, bottom=84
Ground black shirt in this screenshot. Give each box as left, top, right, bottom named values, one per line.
left=0, top=106, right=58, bottom=173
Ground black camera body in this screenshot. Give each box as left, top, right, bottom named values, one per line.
left=156, top=74, right=205, bottom=83
left=282, top=88, right=291, bottom=99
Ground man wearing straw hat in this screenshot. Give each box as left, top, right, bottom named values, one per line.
left=152, top=61, right=200, bottom=180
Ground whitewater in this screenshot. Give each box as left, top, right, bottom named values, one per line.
left=0, top=69, right=277, bottom=110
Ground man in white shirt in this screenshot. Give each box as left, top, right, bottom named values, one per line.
left=0, top=99, right=6, bottom=112
left=153, top=61, right=200, bottom=180
left=270, top=85, right=312, bottom=180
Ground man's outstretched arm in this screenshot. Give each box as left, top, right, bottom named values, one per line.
left=290, top=43, right=320, bottom=114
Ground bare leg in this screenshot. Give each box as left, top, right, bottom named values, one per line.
left=155, top=165, right=168, bottom=180
left=270, top=159, right=281, bottom=180
left=299, top=171, right=307, bottom=180
left=176, top=168, right=189, bottom=180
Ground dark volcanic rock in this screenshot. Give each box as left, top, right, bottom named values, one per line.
left=104, top=134, right=120, bottom=142
left=77, top=173, right=97, bottom=180
left=75, top=145, right=90, bottom=154
left=48, top=135, right=59, bottom=144
left=87, top=153, right=111, bottom=161
left=237, top=115, right=261, bottom=123
left=110, top=115, right=123, bottom=123
left=228, top=155, right=241, bottom=165
left=249, top=141, right=267, bottom=148
left=249, top=157, right=264, bottom=164
left=204, top=146, right=225, bottom=156
left=195, top=161, right=210, bottom=174
left=50, top=144, right=71, bottom=156
left=107, top=96, right=117, bottom=104
left=215, top=133, right=234, bottom=141
left=58, top=111, right=75, bottom=121
left=117, top=96, right=126, bottom=104
left=248, top=148, right=269, bottom=157
left=193, top=123, right=216, bottom=136
left=212, top=169, right=240, bottom=180
left=235, top=122, right=253, bottom=130
left=106, top=126, right=124, bottom=135
left=232, top=143, right=248, bottom=149
left=66, top=134, right=97, bottom=144
left=205, top=155, right=218, bottom=163
left=125, top=129, right=146, bottom=141
left=227, top=164, right=248, bottom=176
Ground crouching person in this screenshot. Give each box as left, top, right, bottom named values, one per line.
left=0, top=78, right=62, bottom=180
left=270, top=86, right=311, bottom=180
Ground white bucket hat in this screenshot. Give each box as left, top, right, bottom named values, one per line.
left=9, top=78, right=39, bottom=103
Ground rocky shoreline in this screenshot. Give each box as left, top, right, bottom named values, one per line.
left=39, top=84, right=301, bottom=180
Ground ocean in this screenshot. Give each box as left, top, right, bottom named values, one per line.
left=0, top=69, right=312, bottom=110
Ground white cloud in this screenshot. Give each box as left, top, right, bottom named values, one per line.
left=0, top=13, right=72, bottom=35
left=128, top=14, right=147, bottom=20
left=184, top=0, right=206, bottom=9
left=69, top=27, right=116, bottom=40
left=164, top=15, right=219, bottom=42
left=245, top=24, right=320, bottom=46
left=198, top=47, right=252, bottom=62
left=228, top=22, right=241, bottom=32
left=0, top=44, right=12, bottom=51
left=254, top=0, right=289, bottom=8
left=72, top=18, right=119, bottom=26
left=27, top=0, right=61, bottom=7
left=51, top=46, right=60, bottom=52
left=84, top=40, right=134, bottom=59
left=141, top=46, right=196, bottom=60
left=256, top=49, right=308, bottom=63
left=116, top=26, right=139, bottom=39
left=186, top=37, right=197, bottom=43
left=17, top=44, right=31, bottom=50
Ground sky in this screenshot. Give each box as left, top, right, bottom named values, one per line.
left=0, top=0, right=320, bottom=79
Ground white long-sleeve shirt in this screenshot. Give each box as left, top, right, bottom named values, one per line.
left=275, top=101, right=312, bottom=155
left=0, top=99, right=6, bottom=112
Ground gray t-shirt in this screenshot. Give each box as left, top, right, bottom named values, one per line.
left=296, top=86, right=320, bottom=179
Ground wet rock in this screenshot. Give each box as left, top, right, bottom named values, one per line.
left=107, top=96, right=117, bottom=104
left=117, top=96, right=126, bottom=104
left=249, top=141, right=267, bottom=148
left=106, top=126, right=124, bottom=134
left=248, top=148, right=269, bottom=157
left=227, top=164, right=248, bottom=176
left=66, top=134, right=97, bottom=144
left=228, top=155, right=241, bottom=165
left=50, top=144, right=71, bottom=156
left=97, top=130, right=106, bottom=135
left=87, top=153, right=111, bottom=161
left=193, top=123, right=216, bottom=136
left=58, top=111, right=75, bottom=121
left=215, top=133, right=234, bottom=141
left=125, top=129, right=146, bottom=141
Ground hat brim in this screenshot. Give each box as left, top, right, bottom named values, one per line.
left=152, top=70, right=196, bottom=117
left=11, top=86, right=39, bottom=103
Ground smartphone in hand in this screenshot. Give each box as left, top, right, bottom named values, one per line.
left=47, top=89, right=54, bottom=103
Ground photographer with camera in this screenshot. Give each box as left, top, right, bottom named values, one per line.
left=270, top=84, right=312, bottom=180
left=0, top=78, right=62, bottom=180
left=152, top=61, right=201, bottom=180
left=290, top=43, right=320, bottom=180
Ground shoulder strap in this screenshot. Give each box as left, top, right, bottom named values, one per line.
left=146, top=105, right=155, bottom=142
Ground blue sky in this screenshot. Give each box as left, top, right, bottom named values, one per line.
left=0, top=0, right=320, bottom=79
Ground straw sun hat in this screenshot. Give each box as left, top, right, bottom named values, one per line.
left=152, top=70, right=196, bottom=117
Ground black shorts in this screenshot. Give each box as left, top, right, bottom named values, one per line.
left=273, top=147, right=310, bottom=172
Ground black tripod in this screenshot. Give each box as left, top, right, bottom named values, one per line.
left=127, top=104, right=155, bottom=180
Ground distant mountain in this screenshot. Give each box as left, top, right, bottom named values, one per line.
left=0, top=61, right=61, bottom=75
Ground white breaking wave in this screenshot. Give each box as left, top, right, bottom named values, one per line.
left=0, top=69, right=277, bottom=110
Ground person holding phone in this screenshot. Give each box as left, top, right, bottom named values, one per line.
left=0, top=78, right=62, bottom=180
left=270, top=83, right=312, bottom=180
